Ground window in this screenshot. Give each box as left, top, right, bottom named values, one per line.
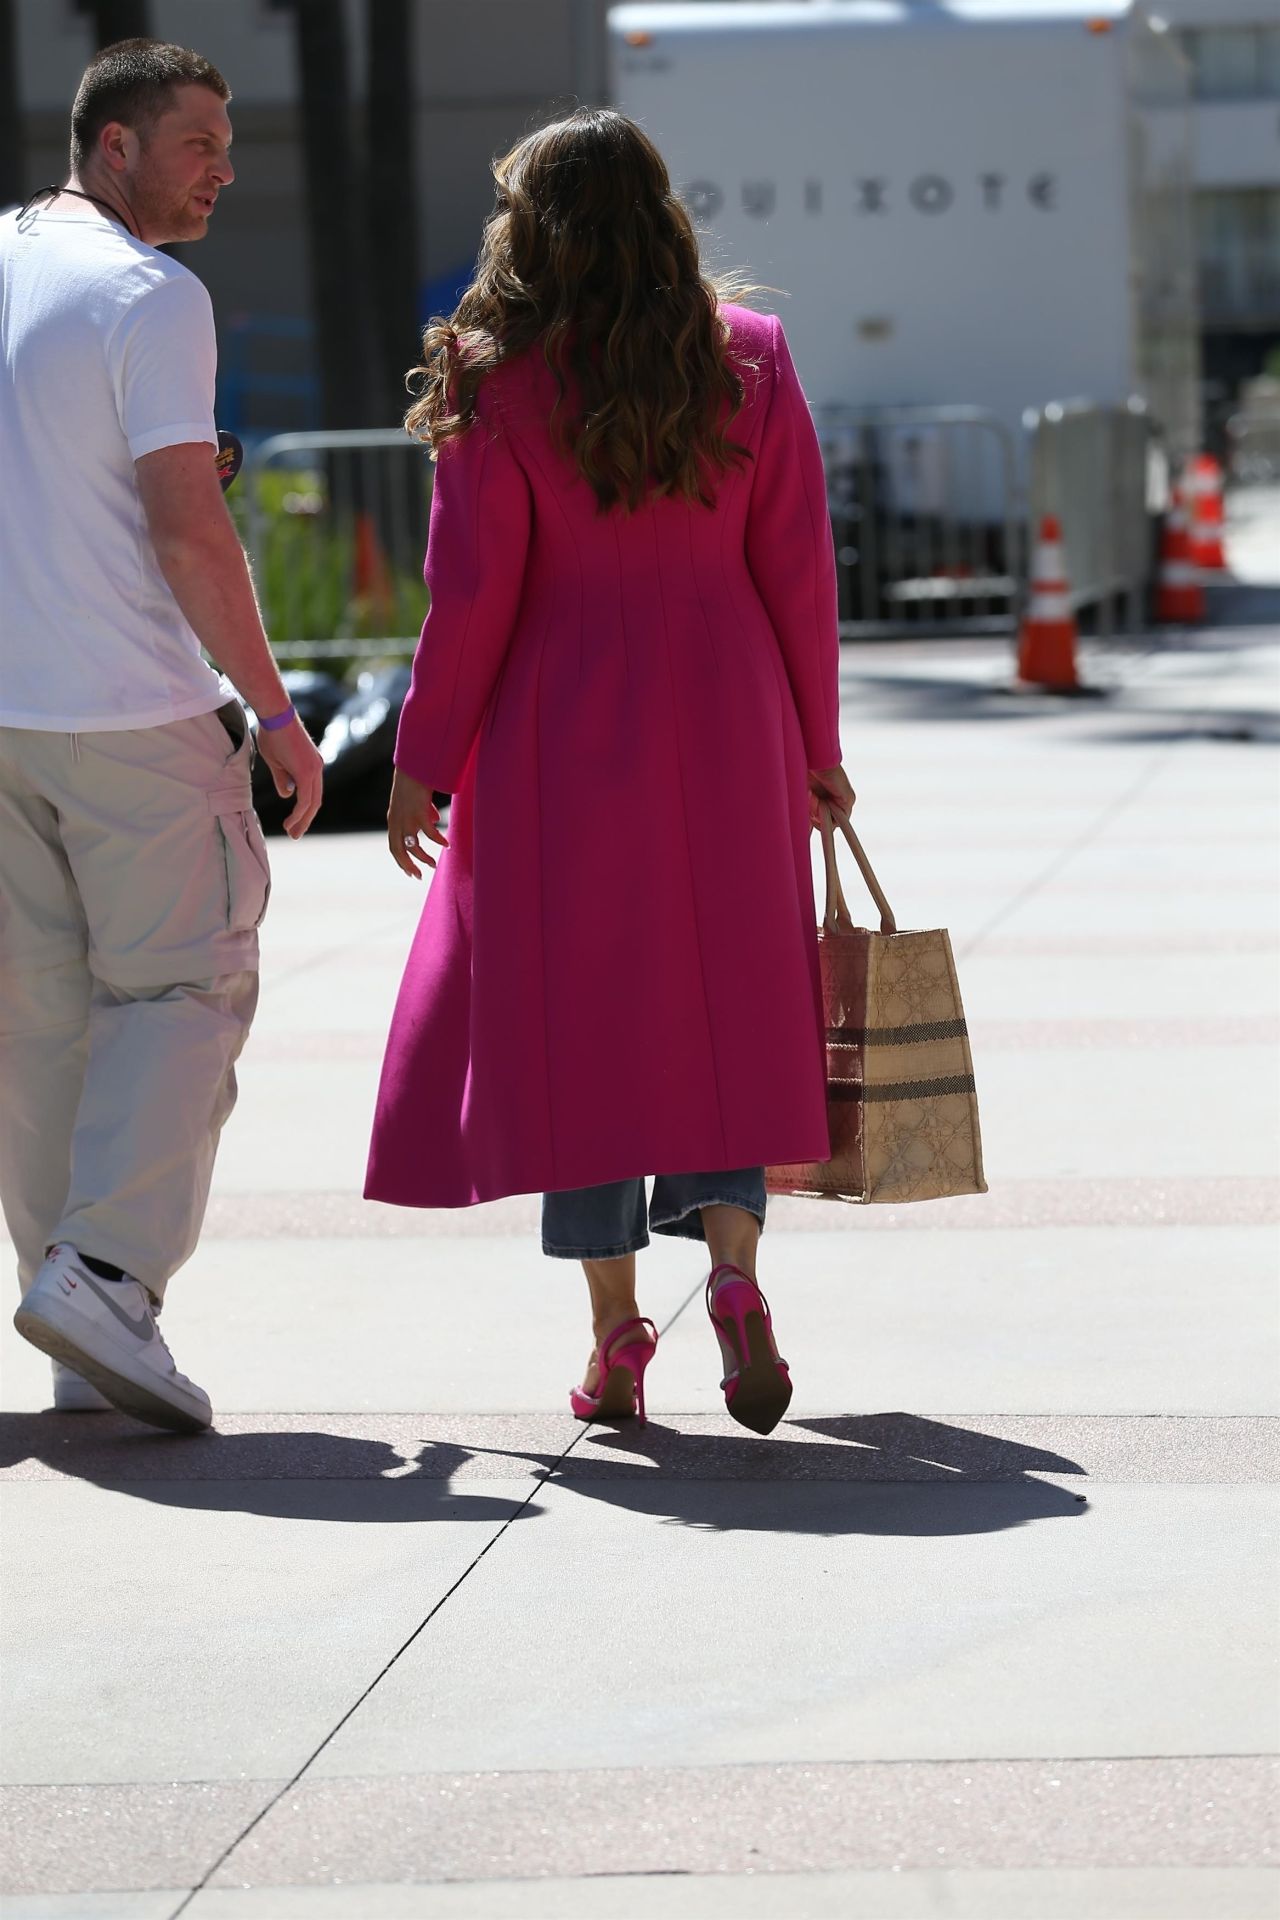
left=1196, top=189, right=1280, bottom=324
left=1262, top=26, right=1280, bottom=96
left=1181, top=26, right=1280, bottom=101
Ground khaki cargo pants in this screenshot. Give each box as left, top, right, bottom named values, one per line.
left=0, top=703, right=268, bottom=1302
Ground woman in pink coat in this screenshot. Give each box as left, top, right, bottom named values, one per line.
left=366, top=110, right=854, bottom=1436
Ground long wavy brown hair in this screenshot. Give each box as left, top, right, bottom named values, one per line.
left=404, top=109, right=759, bottom=513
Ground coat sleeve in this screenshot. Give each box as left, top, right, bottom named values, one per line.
left=393, top=392, right=532, bottom=790
left=743, top=314, right=842, bottom=770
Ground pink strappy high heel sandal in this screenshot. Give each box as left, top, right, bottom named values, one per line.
left=569, top=1316, right=659, bottom=1426
left=706, top=1265, right=792, bottom=1435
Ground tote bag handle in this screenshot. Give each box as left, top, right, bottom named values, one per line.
left=819, top=805, right=897, bottom=937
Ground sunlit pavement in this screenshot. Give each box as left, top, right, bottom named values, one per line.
left=2, top=495, right=1277, bottom=1920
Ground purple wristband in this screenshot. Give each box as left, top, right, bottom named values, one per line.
left=259, top=702, right=296, bottom=733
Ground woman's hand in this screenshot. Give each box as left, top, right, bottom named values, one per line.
left=387, top=768, right=449, bottom=879
left=807, top=763, right=856, bottom=829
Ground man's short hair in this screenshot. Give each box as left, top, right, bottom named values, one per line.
left=70, top=38, right=230, bottom=172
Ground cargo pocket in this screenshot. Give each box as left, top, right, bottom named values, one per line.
left=208, top=788, right=272, bottom=932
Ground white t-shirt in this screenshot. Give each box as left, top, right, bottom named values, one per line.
left=0, top=200, right=225, bottom=731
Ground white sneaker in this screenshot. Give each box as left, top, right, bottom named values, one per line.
left=15, top=1245, right=212, bottom=1434
left=52, top=1360, right=115, bottom=1413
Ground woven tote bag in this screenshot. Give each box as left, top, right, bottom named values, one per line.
left=767, top=809, right=987, bottom=1205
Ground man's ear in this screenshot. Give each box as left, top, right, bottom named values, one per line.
left=99, top=120, right=135, bottom=175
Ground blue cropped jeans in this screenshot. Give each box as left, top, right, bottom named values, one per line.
left=541, top=1168, right=766, bottom=1261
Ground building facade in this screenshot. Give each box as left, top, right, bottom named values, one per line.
left=1154, top=0, right=1280, bottom=412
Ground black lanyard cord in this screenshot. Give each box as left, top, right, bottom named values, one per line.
left=19, top=183, right=140, bottom=242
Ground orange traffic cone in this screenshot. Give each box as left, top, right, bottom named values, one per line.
left=1155, top=490, right=1206, bottom=624
left=1017, top=513, right=1079, bottom=689
left=1185, top=454, right=1228, bottom=572
left=353, top=510, right=394, bottom=622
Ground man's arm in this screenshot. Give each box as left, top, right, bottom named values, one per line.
left=135, top=442, right=323, bottom=837
left=136, top=441, right=287, bottom=713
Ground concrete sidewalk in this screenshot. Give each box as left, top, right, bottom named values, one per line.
left=2, top=504, right=1278, bottom=1919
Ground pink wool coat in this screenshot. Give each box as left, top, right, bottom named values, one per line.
left=365, top=305, right=841, bottom=1208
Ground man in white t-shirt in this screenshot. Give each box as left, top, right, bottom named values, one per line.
left=0, top=39, right=324, bottom=1432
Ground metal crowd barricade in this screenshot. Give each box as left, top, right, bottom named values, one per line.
left=1225, top=409, right=1280, bottom=487
left=242, top=407, right=1161, bottom=657
left=1025, top=399, right=1159, bottom=634
left=242, top=429, right=434, bottom=660
left=814, top=405, right=1023, bottom=637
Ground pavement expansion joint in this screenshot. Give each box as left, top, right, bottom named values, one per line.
left=959, top=746, right=1174, bottom=957
left=144, top=1314, right=751, bottom=1918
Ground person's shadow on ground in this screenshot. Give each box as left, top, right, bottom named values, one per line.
left=539, top=1412, right=1088, bottom=1535
left=0, top=1409, right=1086, bottom=1537
left=0, top=1419, right=528, bottom=1526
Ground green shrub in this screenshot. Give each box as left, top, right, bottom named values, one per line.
left=231, top=463, right=429, bottom=680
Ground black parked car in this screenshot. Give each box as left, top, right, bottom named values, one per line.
left=250, top=664, right=444, bottom=833
left=314, top=666, right=413, bottom=830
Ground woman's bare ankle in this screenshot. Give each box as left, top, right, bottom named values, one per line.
left=592, top=1302, right=641, bottom=1343
left=700, top=1205, right=760, bottom=1283
left=582, top=1252, right=641, bottom=1347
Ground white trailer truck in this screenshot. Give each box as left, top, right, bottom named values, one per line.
left=608, top=0, right=1197, bottom=450
left=609, top=2, right=1198, bottom=629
